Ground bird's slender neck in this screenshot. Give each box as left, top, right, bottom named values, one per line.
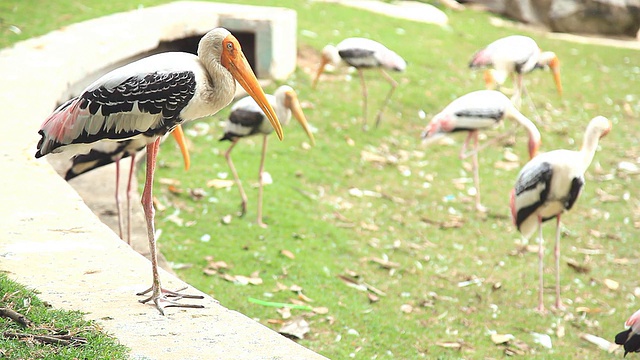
left=507, top=106, right=541, bottom=156
left=275, top=91, right=291, bottom=126
left=579, top=124, right=603, bottom=171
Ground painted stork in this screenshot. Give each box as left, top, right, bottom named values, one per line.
left=35, top=27, right=284, bottom=315
left=616, top=309, right=640, bottom=357
left=421, top=89, right=541, bottom=212
left=469, top=35, right=562, bottom=106
left=220, top=85, right=315, bottom=228
left=510, top=116, right=611, bottom=313
left=65, top=126, right=190, bottom=244
left=312, top=37, right=406, bottom=129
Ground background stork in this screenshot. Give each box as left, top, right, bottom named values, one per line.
left=469, top=35, right=562, bottom=107
left=220, top=85, right=315, bottom=228
left=312, top=37, right=406, bottom=129
left=65, top=126, right=190, bottom=244
left=35, top=27, right=284, bottom=315
left=615, top=309, right=640, bottom=357
left=421, top=89, right=541, bottom=212
left=510, top=116, right=611, bottom=313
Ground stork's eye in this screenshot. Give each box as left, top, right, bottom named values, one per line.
left=226, top=43, right=234, bottom=51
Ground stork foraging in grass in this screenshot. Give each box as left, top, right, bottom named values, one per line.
left=220, top=85, right=315, bottom=228
left=421, top=90, right=541, bottom=213
left=616, top=309, right=640, bottom=357
left=35, top=27, right=284, bottom=315
left=312, top=37, right=406, bottom=130
left=469, top=35, right=562, bottom=106
left=65, top=126, right=190, bottom=245
left=510, top=116, right=611, bottom=313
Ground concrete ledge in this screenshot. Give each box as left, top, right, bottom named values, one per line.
left=0, top=2, right=325, bottom=359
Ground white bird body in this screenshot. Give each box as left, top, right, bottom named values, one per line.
left=510, top=115, right=611, bottom=312
left=220, top=85, right=314, bottom=227
left=35, top=27, right=283, bottom=315
left=469, top=35, right=562, bottom=101
left=616, top=309, right=640, bottom=356
left=313, top=37, right=406, bottom=128
left=422, top=90, right=541, bottom=212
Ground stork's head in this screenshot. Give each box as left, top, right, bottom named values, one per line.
left=421, top=112, right=451, bottom=143
left=312, top=45, right=340, bottom=89
left=538, top=51, right=562, bottom=96
left=278, top=86, right=316, bottom=146
left=211, top=28, right=284, bottom=141
left=590, top=115, right=612, bottom=139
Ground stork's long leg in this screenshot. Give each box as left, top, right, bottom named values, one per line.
left=554, top=215, right=565, bottom=311
left=358, top=68, right=369, bottom=130
left=136, top=138, right=203, bottom=315
left=125, top=152, right=136, bottom=245
left=470, top=132, right=486, bottom=213
left=257, top=135, right=269, bottom=228
left=511, top=73, right=523, bottom=109
left=114, top=157, right=124, bottom=240
left=374, top=68, right=398, bottom=128
left=536, top=215, right=545, bottom=314
left=224, top=139, right=248, bottom=217
left=459, top=127, right=519, bottom=160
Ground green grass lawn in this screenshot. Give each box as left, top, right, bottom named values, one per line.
left=0, top=274, right=128, bottom=359
left=4, top=0, right=639, bottom=358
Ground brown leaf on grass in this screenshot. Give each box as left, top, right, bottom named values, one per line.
left=400, top=304, right=413, bottom=313
left=436, top=341, right=462, bottom=349
left=491, top=333, right=514, bottom=345
left=369, top=257, right=400, bottom=269
left=206, top=179, right=235, bottom=189
left=312, top=307, right=329, bottom=314
left=281, top=249, right=295, bottom=259
left=289, top=284, right=303, bottom=293
left=298, top=292, right=314, bottom=303
left=152, top=197, right=167, bottom=212
left=189, top=188, right=206, bottom=201
left=279, top=318, right=310, bottom=340
left=595, top=188, right=620, bottom=202
left=368, top=293, right=380, bottom=303
left=288, top=298, right=308, bottom=306
left=603, top=278, right=619, bottom=290
left=360, top=222, right=379, bottom=231
left=159, top=178, right=181, bottom=186
left=267, top=318, right=285, bottom=325
left=494, top=161, right=521, bottom=171
left=203, top=268, right=218, bottom=276
left=277, top=307, right=292, bottom=319
left=567, top=258, right=591, bottom=274
left=421, top=216, right=464, bottom=229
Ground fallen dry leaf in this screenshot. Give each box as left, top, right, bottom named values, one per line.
left=436, top=341, right=462, bottom=349
left=281, top=249, right=295, bottom=259
left=298, top=292, right=314, bottom=303
left=312, top=307, right=329, bottom=314
left=368, top=293, right=380, bottom=303
left=279, top=317, right=310, bottom=340
left=567, top=258, right=591, bottom=274
left=604, top=278, right=619, bottom=290
left=400, top=304, right=413, bottom=313
left=206, top=179, right=235, bottom=189
left=370, top=257, right=400, bottom=269
left=159, top=178, right=181, bottom=186
left=277, top=307, right=292, bottom=319
left=491, top=333, right=514, bottom=345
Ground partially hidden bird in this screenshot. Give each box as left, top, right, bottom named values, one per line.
left=616, top=309, right=640, bottom=357
left=421, top=89, right=541, bottom=213
left=510, top=116, right=611, bottom=313
left=35, top=27, right=284, bottom=315
left=220, top=85, right=315, bottom=228
left=65, top=125, right=190, bottom=245
left=469, top=35, right=562, bottom=106
left=312, top=37, right=406, bottom=129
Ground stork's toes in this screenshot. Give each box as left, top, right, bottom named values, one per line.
left=137, top=286, right=205, bottom=315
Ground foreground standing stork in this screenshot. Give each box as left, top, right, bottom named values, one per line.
left=65, top=126, right=190, bottom=244
left=421, top=90, right=541, bottom=212
left=469, top=35, right=562, bottom=105
left=615, top=309, right=640, bottom=357
left=35, top=27, right=284, bottom=315
left=312, top=37, right=406, bottom=129
left=220, top=85, right=315, bottom=228
left=510, top=116, right=611, bottom=313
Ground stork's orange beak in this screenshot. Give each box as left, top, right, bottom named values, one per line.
left=221, top=34, right=283, bottom=141
left=171, top=125, right=190, bottom=171
left=312, top=56, right=329, bottom=89
left=549, top=57, right=562, bottom=96
left=483, top=69, right=496, bottom=90
left=285, top=90, right=315, bottom=146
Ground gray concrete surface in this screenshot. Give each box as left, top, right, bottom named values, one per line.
left=0, top=2, right=326, bottom=359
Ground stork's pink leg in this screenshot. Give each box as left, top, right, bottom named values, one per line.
left=125, top=153, right=136, bottom=245
left=470, top=132, right=487, bottom=213
left=374, top=68, right=398, bottom=128
left=358, top=68, right=369, bottom=130
left=225, top=138, right=248, bottom=216
left=554, top=215, right=566, bottom=311
left=136, top=138, right=204, bottom=315
left=536, top=215, right=546, bottom=314
left=256, top=135, right=269, bottom=228
left=459, top=131, right=475, bottom=159
left=114, top=157, right=124, bottom=240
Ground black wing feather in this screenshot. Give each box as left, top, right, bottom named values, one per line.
left=514, top=161, right=553, bottom=229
